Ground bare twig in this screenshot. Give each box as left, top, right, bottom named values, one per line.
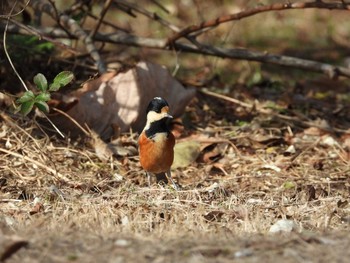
left=90, top=0, right=113, bottom=38
left=113, top=0, right=180, bottom=32
left=85, top=10, right=130, bottom=33
left=149, top=0, right=170, bottom=14
left=167, top=0, right=350, bottom=44
left=29, top=0, right=106, bottom=73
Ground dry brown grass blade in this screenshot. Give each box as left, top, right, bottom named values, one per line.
left=52, top=107, right=89, bottom=136
left=0, top=147, right=73, bottom=185
left=0, top=112, right=41, bottom=149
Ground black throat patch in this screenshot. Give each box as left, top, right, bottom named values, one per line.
left=145, top=118, right=170, bottom=139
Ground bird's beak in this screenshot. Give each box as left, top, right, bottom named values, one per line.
left=165, top=113, right=173, bottom=119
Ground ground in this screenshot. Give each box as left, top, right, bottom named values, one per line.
left=1, top=82, right=349, bottom=262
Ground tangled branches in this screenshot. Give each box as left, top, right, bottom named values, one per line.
left=1, top=0, right=350, bottom=78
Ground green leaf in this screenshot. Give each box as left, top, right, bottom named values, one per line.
left=17, top=91, right=35, bottom=103
left=35, top=101, right=49, bottom=113
left=50, top=71, right=74, bottom=91
left=20, top=100, right=34, bottom=115
left=35, top=92, right=51, bottom=102
left=33, top=73, right=48, bottom=92
left=49, top=82, right=60, bottom=92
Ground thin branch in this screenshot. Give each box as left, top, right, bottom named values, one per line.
left=149, top=0, right=170, bottom=14
left=167, top=0, right=350, bottom=44
left=113, top=0, right=180, bottom=32
left=85, top=10, right=130, bottom=33
left=90, top=0, right=113, bottom=38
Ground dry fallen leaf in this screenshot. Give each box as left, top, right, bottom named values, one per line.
left=0, top=234, right=28, bottom=262
left=172, top=141, right=201, bottom=169
left=198, top=143, right=222, bottom=163
left=50, top=61, right=196, bottom=139
left=29, top=202, right=44, bottom=215
left=89, top=130, right=114, bottom=162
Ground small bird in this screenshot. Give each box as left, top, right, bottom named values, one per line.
left=138, top=97, right=178, bottom=189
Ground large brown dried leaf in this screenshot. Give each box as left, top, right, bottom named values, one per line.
left=50, top=61, right=196, bottom=139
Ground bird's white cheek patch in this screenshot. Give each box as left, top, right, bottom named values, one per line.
left=147, top=111, right=164, bottom=122
left=144, top=111, right=169, bottom=131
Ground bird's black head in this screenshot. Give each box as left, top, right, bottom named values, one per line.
left=146, top=97, right=169, bottom=114
left=143, top=97, right=172, bottom=133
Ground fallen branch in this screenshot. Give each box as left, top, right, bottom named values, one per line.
left=167, top=0, right=350, bottom=44
left=3, top=23, right=350, bottom=79
left=173, top=42, right=350, bottom=79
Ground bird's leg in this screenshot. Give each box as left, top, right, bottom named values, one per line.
left=146, top=172, right=151, bottom=188
left=165, top=170, right=179, bottom=191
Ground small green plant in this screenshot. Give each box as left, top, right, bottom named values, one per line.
left=16, top=71, right=74, bottom=115
left=7, top=35, right=55, bottom=60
